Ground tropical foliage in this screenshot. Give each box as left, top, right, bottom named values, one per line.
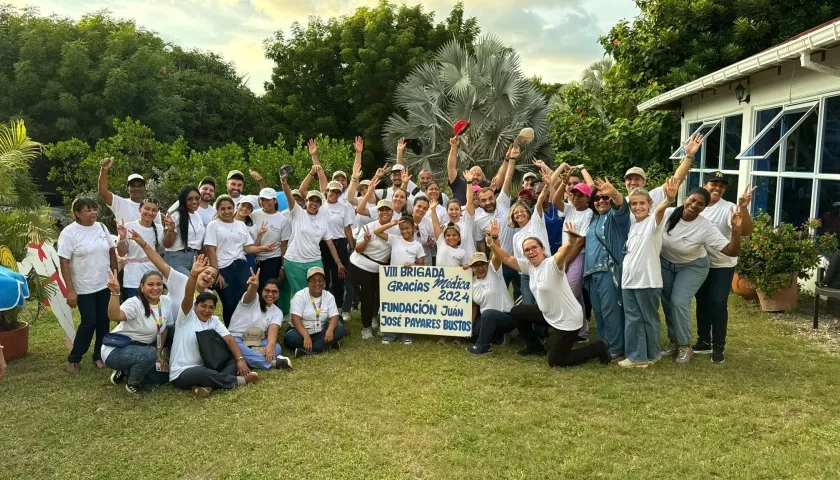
left=0, top=120, right=55, bottom=331
left=383, top=35, right=552, bottom=178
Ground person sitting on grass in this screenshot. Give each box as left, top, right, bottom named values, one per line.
left=284, top=267, right=347, bottom=358
left=485, top=219, right=611, bottom=367
left=227, top=267, right=292, bottom=370
left=169, top=255, right=259, bottom=398
left=103, top=270, right=171, bottom=394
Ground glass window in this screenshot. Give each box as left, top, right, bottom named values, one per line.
left=817, top=180, right=840, bottom=236
left=721, top=174, right=739, bottom=204
left=704, top=124, right=722, bottom=169
left=687, top=171, right=702, bottom=191
left=749, top=107, right=782, bottom=171
left=779, top=178, right=813, bottom=226
left=783, top=109, right=818, bottom=173
left=738, top=105, right=816, bottom=161
left=722, top=115, right=742, bottom=170
left=751, top=176, right=777, bottom=219
left=821, top=95, right=840, bottom=174
left=670, top=120, right=719, bottom=161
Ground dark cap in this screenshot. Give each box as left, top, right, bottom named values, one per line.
left=703, top=171, right=728, bottom=185
left=404, top=138, right=422, bottom=155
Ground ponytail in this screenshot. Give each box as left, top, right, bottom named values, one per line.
left=664, top=206, right=684, bottom=236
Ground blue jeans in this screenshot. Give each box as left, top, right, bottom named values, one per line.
left=622, top=288, right=662, bottom=362
left=473, top=309, right=515, bottom=352
left=284, top=325, right=347, bottom=353
left=234, top=336, right=282, bottom=369
left=661, top=256, right=710, bottom=345
left=587, top=272, right=625, bottom=356
left=695, top=267, right=735, bottom=348
left=164, top=250, right=195, bottom=277
left=502, top=264, right=521, bottom=302
left=218, top=259, right=250, bottom=327
left=519, top=275, right=536, bottom=305
left=68, top=288, right=110, bottom=363
left=104, top=344, right=169, bottom=386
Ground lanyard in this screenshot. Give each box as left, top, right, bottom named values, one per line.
left=310, top=296, right=322, bottom=320
left=152, top=302, right=164, bottom=347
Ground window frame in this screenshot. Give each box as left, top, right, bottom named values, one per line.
left=736, top=102, right=819, bottom=160
left=685, top=114, right=742, bottom=200
left=669, top=120, right=721, bottom=159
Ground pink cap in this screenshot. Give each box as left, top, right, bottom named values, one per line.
left=471, top=184, right=481, bottom=192
left=570, top=183, right=592, bottom=197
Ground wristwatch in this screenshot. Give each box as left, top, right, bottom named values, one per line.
left=237, top=356, right=244, bottom=361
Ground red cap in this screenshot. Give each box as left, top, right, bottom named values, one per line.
left=570, top=183, right=592, bottom=197
left=453, top=120, right=471, bottom=136
left=517, top=189, right=534, bottom=199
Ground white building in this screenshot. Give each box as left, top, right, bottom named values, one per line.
left=639, top=18, right=840, bottom=241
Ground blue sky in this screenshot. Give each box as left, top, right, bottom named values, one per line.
left=14, top=0, right=640, bottom=94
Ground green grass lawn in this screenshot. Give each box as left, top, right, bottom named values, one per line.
left=3, top=296, right=840, bottom=479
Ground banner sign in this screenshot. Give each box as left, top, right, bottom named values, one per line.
left=379, top=266, right=473, bottom=337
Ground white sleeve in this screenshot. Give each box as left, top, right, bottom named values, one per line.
left=57, top=227, right=74, bottom=259
left=387, top=234, right=398, bottom=248
left=268, top=308, right=284, bottom=326
left=343, top=205, right=354, bottom=227
left=213, top=318, right=231, bottom=337
left=497, top=191, right=511, bottom=210
left=290, top=292, right=305, bottom=317
left=165, top=270, right=187, bottom=302
left=204, top=222, right=218, bottom=247
left=516, top=258, right=531, bottom=274
left=119, top=297, right=142, bottom=322
left=243, top=223, right=255, bottom=246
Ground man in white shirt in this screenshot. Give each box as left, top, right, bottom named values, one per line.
left=226, top=169, right=264, bottom=207
left=97, top=157, right=161, bottom=225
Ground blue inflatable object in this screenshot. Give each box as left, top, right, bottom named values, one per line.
left=276, top=192, right=289, bottom=212
left=0, top=265, right=30, bottom=311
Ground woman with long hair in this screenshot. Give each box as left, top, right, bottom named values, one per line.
left=205, top=195, right=278, bottom=326
left=659, top=187, right=742, bottom=364
left=117, top=198, right=163, bottom=298
left=163, top=185, right=205, bottom=276
left=103, top=270, right=171, bottom=394
left=59, top=197, right=118, bottom=373
left=410, top=196, right=435, bottom=266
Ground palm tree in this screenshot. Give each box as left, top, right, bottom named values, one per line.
left=382, top=35, right=553, bottom=176
left=579, top=58, right=613, bottom=93
left=0, top=120, right=55, bottom=332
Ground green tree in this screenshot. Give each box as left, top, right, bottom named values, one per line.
left=262, top=1, right=479, bottom=172
left=383, top=35, right=552, bottom=177
left=0, top=120, right=55, bottom=331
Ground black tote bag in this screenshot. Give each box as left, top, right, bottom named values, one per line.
left=195, top=330, right=233, bottom=371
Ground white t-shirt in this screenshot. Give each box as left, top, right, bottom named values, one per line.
left=699, top=199, right=737, bottom=268
left=165, top=210, right=205, bottom=252
left=163, top=270, right=212, bottom=322
left=101, top=296, right=172, bottom=362
left=169, top=309, right=230, bottom=381
left=562, top=203, right=593, bottom=248
left=387, top=234, right=425, bottom=266
left=205, top=219, right=253, bottom=269
left=474, top=192, right=513, bottom=252
left=414, top=216, right=434, bottom=260
left=227, top=294, right=283, bottom=337
left=197, top=205, right=216, bottom=226
left=452, top=211, right=477, bottom=258
left=436, top=233, right=466, bottom=267
left=108, top=194, right=162, bottom=225
left=284, top=206, right=332, bottom=263
left=426, top=204, right=449, bottom=225
left=249, top=209, right=288, bottom=261
left=622, top=215, right=665, bottom=289
left=321, top=200, right=354, bottom=240
left=290, top=288, right=338, bottom=334
left=517, top=257, right=583, bottom=331
left=472, top=263, right=513, bottom=313
left=513, top=214, right=550, bottom=259
left=57, top=222, right=112, bottom=295
left=122, top=221, right=164, bottom=288
left=349, top=220, right=398, bottom=273
left=660, top=208, right=730, bottom=264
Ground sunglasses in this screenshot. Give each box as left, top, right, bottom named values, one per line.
left=595, top=195, right=611, bottom=202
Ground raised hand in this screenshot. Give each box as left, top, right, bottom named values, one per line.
left=663, top=176, right=683, bottom=200
left=354, top=136, right=364, bottom=153
left=309, top=164, right=323, bottom=176
left=509, top=144, right=521, bottom=159
left=249, top=169, right=263, bottom=183
left=100, top=157, right=114, bottom=170
left=258, top=221, right=268, bottom=236
left=307, top=139, right=318, bottom=157
left=531, top=158, right=547, bottom=171
left=191, top=254, right=208, bottom=277
left=463, top=169, right=474, bottom=183
left=116, top=219, right=127, bottom=240
left=683, top=133, right=705, bottom=157
left=279, top=165, right=290, bottom=181
left=247, top=267, right=260, bottom=288
left=128, top=229, right=147, bottom=248
left=730, top=206, right=743, bottom=230
left=739, top=185, right=758, bottom=208
left=164, top=212, right=175, bottom=231
left=369, top=177, right=380, bottom=191
left=363, top=225, right=372, bottom=242
left=107, top=269, right=120, bottom=294
left=429, top=199, right=439, bottom=210
left=449, top=136, right=459, bottom=148
left=488, top=218, right=500, bottom=237
left=564, top=221, right=581, bottom=245
left=373, top=167, right=385, bottom=180
left=401, top=167, right=411, bottom=185
left=396, top=137, right=406, bottom=154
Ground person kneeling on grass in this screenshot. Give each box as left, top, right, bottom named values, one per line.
left=284, top=267, right=347, bottom=358
left=228, top=267, right=292, bottom=370
left=103, top=270, right=172, bottom=394
left=169, top=255, right=259, bottom=398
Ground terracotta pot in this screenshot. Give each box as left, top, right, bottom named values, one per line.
left=0, top=321, right=29, bottom=361
left=756, top=275, right=798, bottom=313
left=732, top=272, right=758, bottom=300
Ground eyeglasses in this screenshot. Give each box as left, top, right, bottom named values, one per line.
left=308, top=198, right=322, bottom=205
left=263, top=289, right=280, bottom=295
left=595, top=195, right=611, bottom=202
left=308, top=278, right=326, bottom=285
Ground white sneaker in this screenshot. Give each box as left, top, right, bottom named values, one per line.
left=361, top=328, right=373, bottom=339
left=342, top=312, right=351, bottom=322
left=372, top=316, right=380, bottom=330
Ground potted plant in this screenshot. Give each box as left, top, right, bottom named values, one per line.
left=736, top=213, right=838, bottom=312
left=0, top=120, right=56, bottom=360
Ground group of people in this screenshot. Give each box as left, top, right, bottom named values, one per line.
left=56, top=131, right=756, bottom=397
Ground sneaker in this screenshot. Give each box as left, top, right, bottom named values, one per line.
left=372, top=316, right=380, bottom=330
left=595, top=340, right=611, bottom=365
left=675, top=345, right=694, bottom=364
left=192, top=386, right=213, bottom=398
left=661, top=342, right=678, bottom=357
left=692, top=341, right=712, bottom=354
left=65, top=362, right=79, bottom=374
left=331, top=340, right=341, bottom=351
left=467, top=346, right=490, bottom=355
left=110, top=369, right=126, bottom=385
left=125, top=383, right=142, bottom=395
left=342, top=311, right=351, bottom=322
left=437, top=337, right=447, bottom=344
left=244, top=371, right=260, bottom=384
left=648, top=354, right=661, bottom=365
left=381, top=338, right=392, bottom=345
left=402, top=338, right=413, bottom=345
left=517, top=345, right=547, bottom=356
left=453, top=338, right=462, bottom=345
left=275, top=355, right=292, bottom=370
left=361, top=328, right=373, bottom=339
left=618, top=358, right=650, bottom=368
left=711, top=346, right=725, bottom=364
left=294, top=348, right=312, bottom=358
